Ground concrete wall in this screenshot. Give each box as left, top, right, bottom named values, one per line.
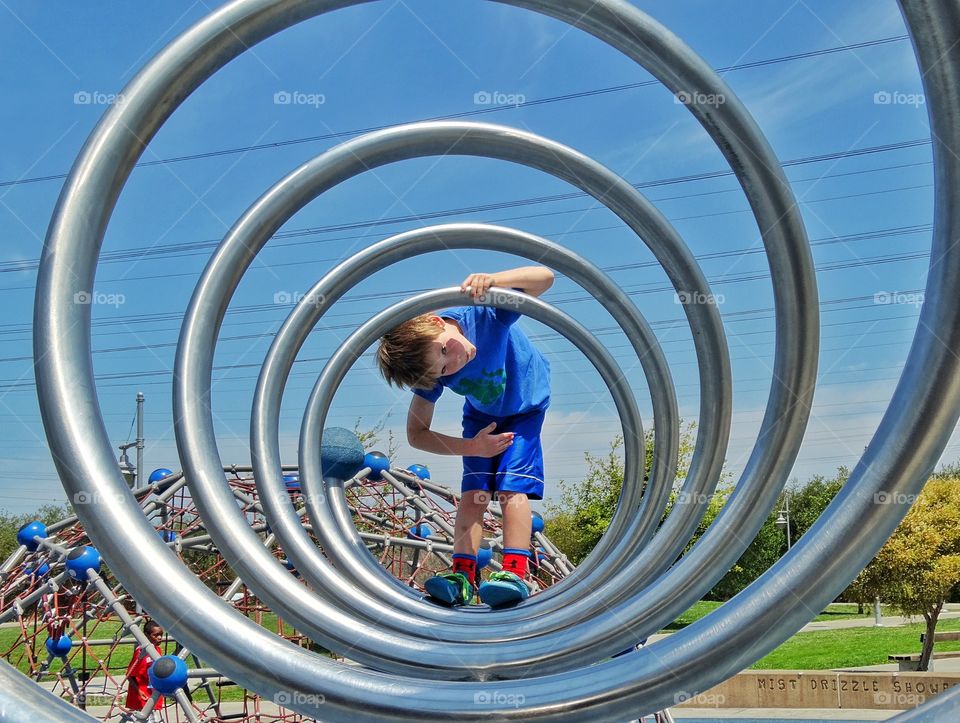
left=674, top=671, right=960, bottom=710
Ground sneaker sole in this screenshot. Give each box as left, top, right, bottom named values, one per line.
left=479, top=581, right=528, bottom=608
left=424, top=577, right=460, bottom=605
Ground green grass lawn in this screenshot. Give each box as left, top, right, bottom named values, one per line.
left=0, top=612, right=303, bottom=677
left=659, top=601, right=892, bottom=632
left=658, top=601, right=960, bottom=670
left=752, top=616, right=960, bottom=670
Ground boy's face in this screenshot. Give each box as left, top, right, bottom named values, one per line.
left=427, top=317, right=476, bottom=378
left=147, top=627, right=163, bottom=645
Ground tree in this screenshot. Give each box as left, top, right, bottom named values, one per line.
left=850, top=478, right=960, bottom=670
left=706, top=501, right=785, bottom=600
left=544, top=435, right=626, bottom=564
left=353, top=417, right=398, bottom=458
left=543, top=435, right=854, bottom=601
left=789, top=467, right=848, bottom=541
left=707, top=467, right=848, bottom=600
left=544, top=421, right=697, bottom=565
left=0, top=504, right=71, bottom=562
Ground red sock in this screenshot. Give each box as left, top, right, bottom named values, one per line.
left=502, top=549, right=529, bottom=577
left=452, top=554, right=477, bottom=586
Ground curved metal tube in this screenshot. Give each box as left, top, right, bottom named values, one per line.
left=252, top=223, right=665, bottom=629
left=0, top=659, right=97, bottom=723
left=218, top=120, right=719, bottom=595
left=31, top=0, right=957, bottom=718
left=300, top=287, right=645, bottom=631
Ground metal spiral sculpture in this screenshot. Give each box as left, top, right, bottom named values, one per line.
left=9, top=0, right=960, bottom=720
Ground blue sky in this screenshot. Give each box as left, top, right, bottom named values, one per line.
left=0, top=0, right=942, bottom=515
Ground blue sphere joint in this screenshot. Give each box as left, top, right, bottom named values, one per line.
left=406, top=463, right=431, bottom=480
left=531, top=511, right=545, bottom=535
left=148, top=655, right=189, bottom=695
left=16, top=521, right=47, bottom=552
left=320, top=427, right=365, bottom=480
left=148, top=468, right=173, bottom=483
left=65, top=546, right=102, bottom=581
left=477, top=543, right=493, bottom=570
left=363, top=450, right=390, bottom=481
left=407, top=524, right=432, bottom=540
left=44, top=635, right=72, bottom=657
left=25, top=561, right=51, bottom=577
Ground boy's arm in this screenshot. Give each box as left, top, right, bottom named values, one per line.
left=461, top=266, right=554, bottom=301
left=407, top=395, right=514, bottom=457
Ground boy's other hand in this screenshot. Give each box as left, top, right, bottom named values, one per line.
left=461, top=272, right=496, bottom=301
left=469, top=421, right=514, bottom=457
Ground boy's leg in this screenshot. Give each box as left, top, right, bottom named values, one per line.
left=499, top=491, right=532, bottom=577
left=452, top=490, right=491, bottom=584
left=478, top=409, right=545, bottom=607
left=423, top=411, right=494, bottom=605
left=454, top=489, right=492, bottom=555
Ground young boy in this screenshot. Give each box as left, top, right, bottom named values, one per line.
left=376, top=266, right=553, bottom=607
left=125, top=620, right=164, bottom=718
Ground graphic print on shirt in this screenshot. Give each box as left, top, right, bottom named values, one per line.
left=452, top=368, right=506, bottom=405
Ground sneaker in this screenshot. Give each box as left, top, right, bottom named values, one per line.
left=424, top=572, right=474, bottom=606
left=478, top=571, right=530, bottom=608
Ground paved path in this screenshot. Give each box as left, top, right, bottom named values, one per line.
left=648, top=605, right=960, bottom=645
left=800, top=608, right=960, bottom=633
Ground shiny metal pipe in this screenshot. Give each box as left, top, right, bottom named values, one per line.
left=219, top=116, right=710, bottom=597
left=31, top=0, right=956, bottom=718
left=0, top=658, right=96, bottom=723
left=249, top=222, right=666, bottom=628
left=29, top=0, right=767, bottom=712
left=298, top=285, right=645, bottom=629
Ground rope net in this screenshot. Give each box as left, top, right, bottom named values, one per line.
left=1, top=464, right=571, bottom=721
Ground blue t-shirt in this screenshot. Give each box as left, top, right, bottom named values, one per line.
left=413, top=306, right=550, bottom=418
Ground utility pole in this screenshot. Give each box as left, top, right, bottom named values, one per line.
left=136, top=391, right=144, bottom=491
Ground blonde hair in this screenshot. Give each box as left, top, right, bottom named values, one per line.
left=376, top=314, right=443, bottom=390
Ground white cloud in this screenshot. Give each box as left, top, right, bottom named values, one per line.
left=732, top=2, right=916, bottom=133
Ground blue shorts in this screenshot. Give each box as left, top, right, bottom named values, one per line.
left=461, top=406, right=546, bottom=500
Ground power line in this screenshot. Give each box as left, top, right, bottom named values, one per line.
left=0, top=223, right=929, bottom=347
left=0, top=138, right=932, bottom=276
left=0, top=35, right=910, bottom=191
left=0, top=283, right=926, bottom=390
